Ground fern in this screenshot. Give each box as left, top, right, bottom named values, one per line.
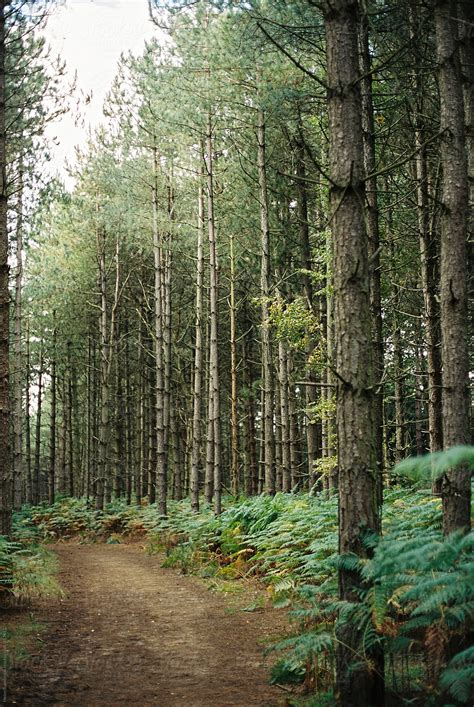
left=393, top=445, right=474, bottom=484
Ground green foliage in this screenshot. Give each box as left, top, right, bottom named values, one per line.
left=440, top=647, right=474, bottom=704
left=269, top=296, right=320, bottom=351
left=270, top=657, right=305, bottom=685
left=0, top=535, right=62, bottom=605
left=16, top=488, right=471, bottom=703
left=393, top=446, right=474, bottom=484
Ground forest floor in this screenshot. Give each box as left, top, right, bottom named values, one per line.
left=4, top=543, right=291, bottom=706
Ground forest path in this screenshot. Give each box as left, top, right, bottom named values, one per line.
left=7, top=544, right=289, bottom=706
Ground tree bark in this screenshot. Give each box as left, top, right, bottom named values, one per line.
left=13, top=165, right=24, bottom=509
left=409, top=5, right=444, bottom=480
left=257, top=108, right=275, bottom=496
left=229, top=231, right=239, bottom=497
left=152, top=144, right=167, bottom=515
left=206, top=113, right=222, bottom=515
left=324, top=1, right=384, bottom=702
left=33, top=344, right=43, bottom=505
left=434, top=0, right=471, bottom=534
left=191, top=176, right=205, bottom=511
left=0, top=1, right=11, bottom=535
left=358, top=10, right=384, bottom=504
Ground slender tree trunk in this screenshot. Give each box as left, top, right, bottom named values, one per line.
left=278, top=338, right=291, bottom=492
left=125, top=331, right=133, bottom=504
left=409, top=6, right=444, bottom=477
left=34, top=344, right=44, bottom=505
left=13, top=166, right=24, bottom=509
left=191, top=176, right=205, bottom=511
left=96, top=227, right=109, bottom=510
left=115, top=332, right=126, bottom=499
left=243, top=323, right=258, bottom=496
left=459, top=0, right=473, bottom=342
left=393, top=325, right=405, bottom=464
left=257, top=108, right=275, bottom=495
left=206, top=113, right=222, bottom=515
left=153, top=145, right=167, bottom=516
left=163, top=174, right=173, bottom=495
left=229, top=231, right=239, bottom=496
left=414, top=346, right=425, bottom=456
left=293, top=130, right=320, bottom=487
left=434, top=0, right=471, bottom=534
left=324, top=1, right=384, bottom=702
left=25, top=321, right=32, bottom=504
left=85, top=333, right=92, bottom=500
left=67, top=342, right=74, bottom=496
left=358, top=10, right=384, bottom=504
left=0, top=2, right=11, bottom=535
left=326, top=272, right=338, bottom=492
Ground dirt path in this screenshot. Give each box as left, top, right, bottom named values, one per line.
left=6, top=544, right=290, bottom=706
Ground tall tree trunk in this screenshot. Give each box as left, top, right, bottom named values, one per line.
left=229, top=231, right=239, bottom=496
left=294, top=128, right=320, bottom=487
left=278, top=338, right=291, bottom=492
left=257, top=108, right=275, bottom=495
left=0, top=2, right=11, bottom=535
left=85, top=332, right=92, bottom=499
left=163, top=174, right=173, bottom=496
left=25, top=320, right=32, bottom=504
left=459, top=0, right=473, bottom=344
left=67, top=342, right=74, bottom=496
left=115, top=332, right=126, bottom=499
left=206, top=113, right=222, bottom=514
left=153, top=144, right=167, bottom=516
left=243, top=322, right=258, bottom=496
left=358, top=10, right=384, bottom=504
left=191, top=176, right=205, bottom=511
left=34, top=344, right=44, bottom=505
left=324, top=1, right=384, bottom=703
left=13, top=165, right=23, bottom=509
left=434, top=0, right=471, bottom=534
left=393, top=324, right=405, bottom=464
left=96, top=227, right=109, bottom=510
left=409, top=5, right=444, bottom=479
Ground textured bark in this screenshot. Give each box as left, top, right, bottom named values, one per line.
left=115, top=333, right=126, bottom=499
left=33, top=345, right=43, bottom=505
left=206, top=113, right=221, bottom=515
left=163, top=176, right=173, bottom=494
left=434, top=0, right=471, bottom=534
left=393, top=325, right=405, bottom=464
left=125, top=331, right=133, bottom=504
left=243, top=322, right=258, bottom=496
left=13, top=166, right=24, bottom=509
left=85, top=333, right=92, bottom=500
left=0, top=2, right=11, bottom=536
left=417, top=141, right=444, bottom=459
left=258, top=108, right=275, bottom=495
left=229, top=232, right=239, bottom=496
left=153, top=145, right=166, bottom=515
left=358, top=11, right=384, bottom=503
left=409, top=5, right=444, bottom=472
left=66, top=342, right=74, bottom=496
left=96, top=228, right=120, bottom=508
left=96, top=228, right=108, bottom=510
left=295, top=133, right=320, bottom=485
left=459, top=0, right=473, bottom=283
left=25, top=322, right=32, bottom=504
left=324, top=1, right=384, bottom=703
left=191, top=177, right=205, bottom=511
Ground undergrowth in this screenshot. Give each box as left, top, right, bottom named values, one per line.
left=15, top=483, right=473, bottom=705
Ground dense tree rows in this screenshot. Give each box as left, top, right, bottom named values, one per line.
left=7, top=0, right=472, bottom=527
left=0, top=1, right=471, bottom=702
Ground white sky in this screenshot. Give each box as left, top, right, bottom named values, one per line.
left=43, top=0, right=157, bottom=183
